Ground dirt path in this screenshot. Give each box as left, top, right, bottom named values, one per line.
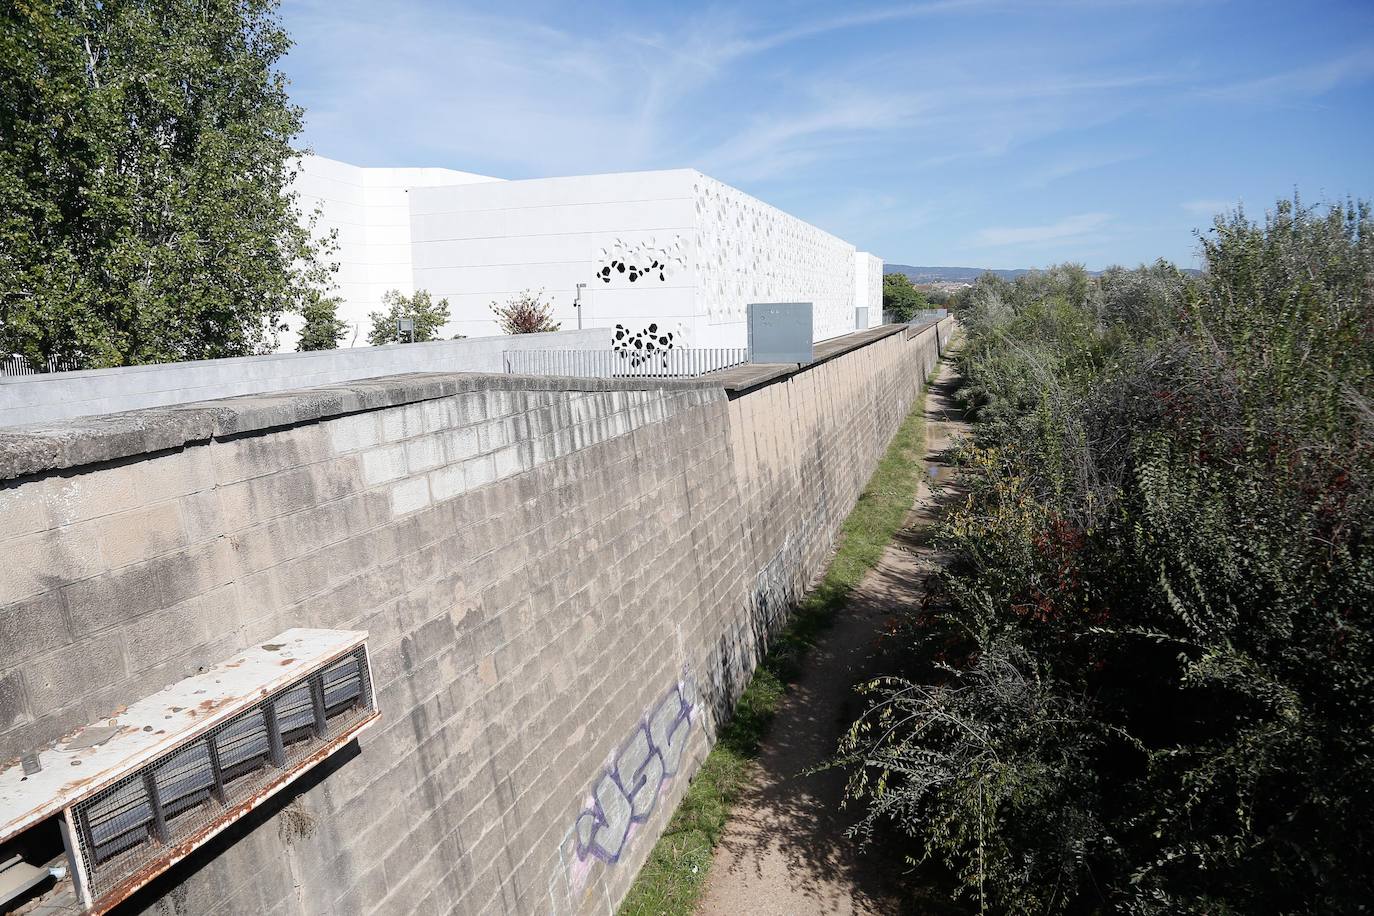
left=697, top=353, right=970, bottom=916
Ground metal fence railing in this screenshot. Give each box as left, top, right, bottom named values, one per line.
left=882, top=308, right=949, bottom=325
left=504, top=348, right=749, bottom=379
left=2, top=354, right=82, bottom=376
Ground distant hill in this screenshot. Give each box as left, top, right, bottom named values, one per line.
left=884, top=264, right=1031, bottom=283
left=885, top=263, right=1202, bottom=282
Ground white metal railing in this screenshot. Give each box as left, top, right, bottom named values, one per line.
left=1, top=354, right=82, bottom=376
left=882, top=308, right=948, bottom=325
left=504, top=348, right=749, bottom=379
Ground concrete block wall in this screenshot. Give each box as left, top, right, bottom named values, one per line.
left=0, top=319, right=951, bottom=915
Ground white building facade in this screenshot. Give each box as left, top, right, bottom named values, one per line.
left=290, top=156, right=881, bottom=350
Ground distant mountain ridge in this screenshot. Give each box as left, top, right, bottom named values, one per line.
left=886, top=263, right=1201, bottom=282
left=885, top=264, right=1032, bottom=282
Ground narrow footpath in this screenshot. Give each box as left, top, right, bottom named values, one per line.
left=698, top=352, right=970, bottom=916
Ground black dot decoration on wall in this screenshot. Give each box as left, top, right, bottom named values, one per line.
left=595, top=237, right=684, bottom=288
left=612, top=322, right=682, bottom=370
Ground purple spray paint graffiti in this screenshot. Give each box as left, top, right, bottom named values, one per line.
left=574, top=677, right=698, bottom=863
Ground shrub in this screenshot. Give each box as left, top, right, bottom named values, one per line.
left=839, top=198, right=1374, bottom=913
left=367, top=289, right=450, bottom=345
left=490, top=289, right=560, bottom=334
left=296, top=293, right=348, bottom=351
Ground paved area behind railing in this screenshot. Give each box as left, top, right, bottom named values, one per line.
left=504, top=347, right=749, bottom=379
left=0, top=327, right=609, bottom=428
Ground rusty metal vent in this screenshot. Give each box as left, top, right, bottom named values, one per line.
left=66, top=646, right=374, bottom=909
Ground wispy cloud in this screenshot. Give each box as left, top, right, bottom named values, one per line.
left=972, top=212, right=1113, bottom=247
left=281, top=0, right=1374, bottom=268
left=1202, top=46, right=1374, bottom=103
left=1021, top=149, right=1146, bottom=188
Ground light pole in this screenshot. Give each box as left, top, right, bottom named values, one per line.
left=573, top=283, right=587, bottom=330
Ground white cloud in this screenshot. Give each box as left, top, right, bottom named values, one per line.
left=1202, top=46, right=1374, bottom=103
left=972, top=212, right=1112, bottom=247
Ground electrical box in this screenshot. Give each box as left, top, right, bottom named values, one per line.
left=747, top=302, right=814, bottom=364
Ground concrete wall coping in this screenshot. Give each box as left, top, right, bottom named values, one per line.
left=0, top=319, right=951, bottom=482
left=714, top=321, right=941, bottom=394
left=0, top=327, right=612, bottom=428
left=0, top=371, right=715, bottom=482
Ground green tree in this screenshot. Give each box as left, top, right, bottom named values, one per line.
left=295, top=292, right=347, bottom=351
left=882, top=272, right=929, bottom=321
left=489, top=289, right=560, bottom=334
left=0, top=0, right=334, bottom=369
left=367, top=289, right=450, bottom=345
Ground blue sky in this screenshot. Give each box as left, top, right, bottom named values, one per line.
left=280, top=0, right=1374, bottom=270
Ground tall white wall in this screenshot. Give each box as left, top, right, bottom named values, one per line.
left=408, top=169, right=862, bottom=348
left=408, top=170, right=700, bottom=342
left=287, top=155, right=501, bottom=349
left=693, top=173, right=857, bottom=344
left=855, top=252, right=884, bottom=328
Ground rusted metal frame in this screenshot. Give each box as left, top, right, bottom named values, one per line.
left=263, top=703, right=287, bottom=769
left=60, top=808, right=95, bottom=910
left=308, top=672, right=329, bottom=738
left=205, top=735, right=227, bottom=805
left=84, top=709, right=381, bottom=916
left=141, top=771, right=168, bottom=844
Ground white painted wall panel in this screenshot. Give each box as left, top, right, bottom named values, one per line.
left=290, top=157, right=865, bottom=352
left=692, top=173, right=857, bottom=342
left=410, top=200, right=696, bottom=242
left=286, top=155, right=501, bottom=351
left=855, top=252, right=884, bottom=328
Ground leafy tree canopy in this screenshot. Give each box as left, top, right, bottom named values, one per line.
left=295, top=292, right=347, bottom=351
left=367, top=289, right=450, bottom=345
left=0, top=0, right=334, bottom=368
left=882, top=272, right=929, bottom=321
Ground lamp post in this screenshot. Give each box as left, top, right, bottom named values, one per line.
left=573, top=283, right=587, bottom=330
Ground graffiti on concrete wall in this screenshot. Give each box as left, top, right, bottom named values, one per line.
left=573, top=676, right=699, bottom=863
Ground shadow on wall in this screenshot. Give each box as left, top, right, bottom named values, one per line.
left=119, top=741, right=363, bottom=914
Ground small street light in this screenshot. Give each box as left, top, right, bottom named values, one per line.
left=574, top=283, right=587, bottom=330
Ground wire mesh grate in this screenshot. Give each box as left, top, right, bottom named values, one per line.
left=69, top=646, right=374, bottom=903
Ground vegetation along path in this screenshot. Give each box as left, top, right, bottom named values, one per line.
left=619, top=351, right=954, bottom=916
left=692, top=351, right=970, bottom=915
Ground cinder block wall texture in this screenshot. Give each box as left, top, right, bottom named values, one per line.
left=0, top=320, right=950, bottom=915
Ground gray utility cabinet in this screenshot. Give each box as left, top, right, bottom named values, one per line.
left=747, top=302, right=814, bottom=364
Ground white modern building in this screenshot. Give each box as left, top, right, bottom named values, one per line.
left=288, top=155, right=882, bottom=350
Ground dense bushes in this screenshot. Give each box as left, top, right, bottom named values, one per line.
left=838, top=199, right=1374, bottom=913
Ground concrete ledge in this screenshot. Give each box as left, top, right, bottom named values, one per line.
left=0, top=319, right=952, bottom=481
left=0, top=371, right=716, bottom=481
left=812, top=323, right=909, bottom=363
left=713, top=322, right=938, bottom=395
left=0, top=327, right=611, bottom=428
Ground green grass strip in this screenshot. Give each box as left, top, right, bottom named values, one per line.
left=617, top=370, right=937, bottom=916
